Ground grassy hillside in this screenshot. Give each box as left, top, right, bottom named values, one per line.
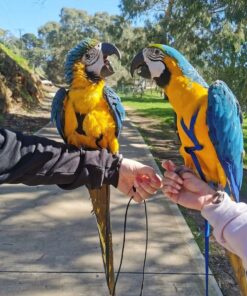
left=0, top=43, right=32, bottom=73
left=0, top=43, right=43, bottom=112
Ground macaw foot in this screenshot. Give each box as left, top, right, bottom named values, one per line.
left=67, top=133, right=98, bottom=149
left=97, top=136, right=108, bottom=150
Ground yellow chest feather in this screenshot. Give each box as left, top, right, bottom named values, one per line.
left=64, top=62, right=119, bottom=153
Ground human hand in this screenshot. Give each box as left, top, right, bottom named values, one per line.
left=162, top=160, right=215, bottom=211
left=117, top=158, right=162, bottom=203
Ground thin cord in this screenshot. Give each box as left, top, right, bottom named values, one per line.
left=112, top=196, right=133, bottom=296
left=140, top=200, right=148, bottom=296
left=205, top=220, right=210, bottom=296
left=112, top=192, right=149, bottom=296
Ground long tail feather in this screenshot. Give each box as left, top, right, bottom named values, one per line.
left=88, top=185, right=115, bottom=295
left=227, top=251, right=247, bottom=296
left=227, top=193, right=247, bottom=296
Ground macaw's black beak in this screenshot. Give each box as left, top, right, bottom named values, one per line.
left=102, top=42, right=121, bottom=60
left=100, top=43, right=121, bottom=77
left=130, top=50, right=151, bottom=79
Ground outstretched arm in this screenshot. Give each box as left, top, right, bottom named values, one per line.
left=0, top=128, right=119, bottom=189
left=0, top=128, right=162, bottom=201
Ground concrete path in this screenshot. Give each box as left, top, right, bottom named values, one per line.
left=0, top=119, right=223, bottom=296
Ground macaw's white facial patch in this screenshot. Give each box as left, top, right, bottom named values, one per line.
left=82, top=43, right=104, bottom=76
left=143, top=48, right=166, bottom=79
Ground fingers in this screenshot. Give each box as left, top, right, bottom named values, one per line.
left=130, top=177, right=159, bottom=203
left=163, top=171, right=183, bottom=185
left=162, top=165, right=184, bottom=201
left=162, top=160, right=176, bottom=172
left=136, top=177, right=158, bottom=194
left=162, top=183, right=180, bottom=195
left=163, top=177, right=182, bottom=192
left=139, top=179, right=158, bottom=195
left=133, top=192, right=145, bottom=203
left=162, top=181, right=181, bottom=204
left=127, top=186, right=146, bottom=203
left=138, top=166, right=162, bottom=186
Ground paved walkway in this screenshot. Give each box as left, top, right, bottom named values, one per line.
left=0, top=119, right=223, bottom=296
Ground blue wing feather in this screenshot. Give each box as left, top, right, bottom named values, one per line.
left=207, top=80, right=244, bottom=201
left=51, top=88, right=67, bottom=142
left=103, top=86, right=125, bottom=137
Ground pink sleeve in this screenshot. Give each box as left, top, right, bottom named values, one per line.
left=201, top=193, right=247, bottom=269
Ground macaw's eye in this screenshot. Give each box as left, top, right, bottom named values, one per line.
left=155, top=49, right=160, bottom=55
left=82, top=47, right=100, bottom=66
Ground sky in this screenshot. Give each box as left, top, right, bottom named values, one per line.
left=0, top=0, right=121, bottom=37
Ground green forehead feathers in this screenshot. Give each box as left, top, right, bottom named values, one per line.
left=65, top=38, right=99, bottom=84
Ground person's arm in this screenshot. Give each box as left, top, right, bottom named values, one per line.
left=0, top=128, right=120, bottom=189
left=202, top=192, right=247, bottom=269
left=0, top=128, right=162, bottom=202
left=162, top=160, right=247, bottom=269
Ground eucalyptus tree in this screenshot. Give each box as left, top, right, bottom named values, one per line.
left=120, top=0, right=246, bottom=106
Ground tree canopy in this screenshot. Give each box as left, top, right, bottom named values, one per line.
left=120, top=0, right=247, bottom=107
left=0, top=2, right=246, bottom=106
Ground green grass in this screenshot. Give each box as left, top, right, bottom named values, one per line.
left=120, top=90, right=176, bottom=127
left=0, top=43, right=32, bottom=73
left=19, top=89, right=33, bottom=103
left=179, top=207, right=205, bottom=251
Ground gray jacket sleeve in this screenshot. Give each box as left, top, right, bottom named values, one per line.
left=0, top=128, right=121, bottom=190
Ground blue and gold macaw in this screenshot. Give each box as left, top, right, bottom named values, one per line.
left=51, top=38, right=125, bottom=296
left=131, top=44, right=246, bottom=295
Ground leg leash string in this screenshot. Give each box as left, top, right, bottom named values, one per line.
left=113, top=186, right=148, bottom=296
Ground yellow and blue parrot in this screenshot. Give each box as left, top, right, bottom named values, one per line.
left=131, top=44, right=246, bottom=295
left=51, top=38, right=125, bottom=296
